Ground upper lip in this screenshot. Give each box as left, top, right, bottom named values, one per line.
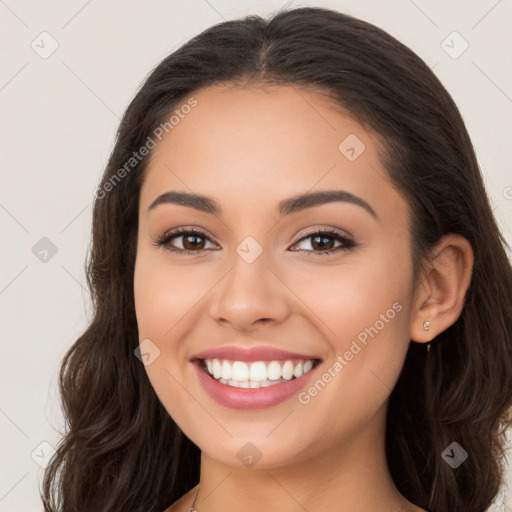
left=190, top=345, right=322, bottom=363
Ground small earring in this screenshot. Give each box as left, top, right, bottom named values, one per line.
left=423, top=320, right=430, bottom=330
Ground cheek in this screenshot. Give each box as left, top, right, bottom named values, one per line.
left=287, top=247, right=413, bottom=409
left=285, top=247, right=412, bottom=346
left=133, top=252, right=186, bottom=385
left=336, top=278, right=412, bottom=413
left=133, top=254, right=199, bottom=426
left=134, top=251, right=204, bottom=338
left=133, top=249, right=218, bottom=392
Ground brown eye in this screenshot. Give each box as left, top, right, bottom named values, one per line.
left=290, top=230, right=355, bottom=255
left=181, top=233, right=206, bottom=250
left=154, top=228, right=218, bottom=254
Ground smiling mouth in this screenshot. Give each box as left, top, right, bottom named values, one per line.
left=197, top=357, right=322, bottom=389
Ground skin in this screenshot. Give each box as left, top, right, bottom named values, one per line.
left=133, top=83, right=474, bottom=512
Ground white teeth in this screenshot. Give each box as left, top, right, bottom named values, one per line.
left=213, top=359, right=222, bottom=379
left=249, top=361, right=267, bottom=382
left=221, top=360, right=232, bottom=380
left=293, top=361, right=304, bottom=378
left=232, top=361, right=249, bottom=381
left=282, top=361, right=294, bottom=380
left=202, top=357, right=318, bottom=387
left=267, top=361, right=282, bottom=380
left=219, top=376, right=289, bottom=388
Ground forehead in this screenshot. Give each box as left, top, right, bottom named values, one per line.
left=139, top=84, right=408, bottom=226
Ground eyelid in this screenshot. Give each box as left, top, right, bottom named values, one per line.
left=293, top=225, right=353, bottom=243
left=158, top=225, right=216, bottom=242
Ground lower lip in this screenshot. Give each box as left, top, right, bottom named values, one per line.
left=192, top=360, right=321, bottom=409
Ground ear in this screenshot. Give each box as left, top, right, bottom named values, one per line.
left=410, top=234, right=474, bottom=343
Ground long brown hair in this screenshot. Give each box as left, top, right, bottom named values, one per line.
left=41, top=7, right=512, bottom=511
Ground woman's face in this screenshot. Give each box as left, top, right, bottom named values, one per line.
left=134, top=84, right=418, bottom=468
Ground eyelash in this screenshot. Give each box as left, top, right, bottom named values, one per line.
left=153, top=226, right=356, bottom=256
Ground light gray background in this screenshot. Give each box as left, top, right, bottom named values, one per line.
left=1, top=1, right=511, bottom=510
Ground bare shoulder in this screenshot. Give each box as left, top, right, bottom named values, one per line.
left=162, top=485, right=198, bottom=512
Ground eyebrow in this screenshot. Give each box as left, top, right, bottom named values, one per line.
left=148, top=189, right=378, bottom=220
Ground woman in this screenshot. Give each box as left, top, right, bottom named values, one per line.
left=41, top=6, right=512, bottom=512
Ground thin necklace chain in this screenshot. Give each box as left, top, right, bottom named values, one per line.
left=189, top=485, right=200, bottom=511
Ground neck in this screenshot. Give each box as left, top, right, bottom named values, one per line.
left=191, top=403, right=421, bottom=512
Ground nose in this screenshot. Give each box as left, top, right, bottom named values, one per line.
left=208, top=250, right=291, bottom=333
